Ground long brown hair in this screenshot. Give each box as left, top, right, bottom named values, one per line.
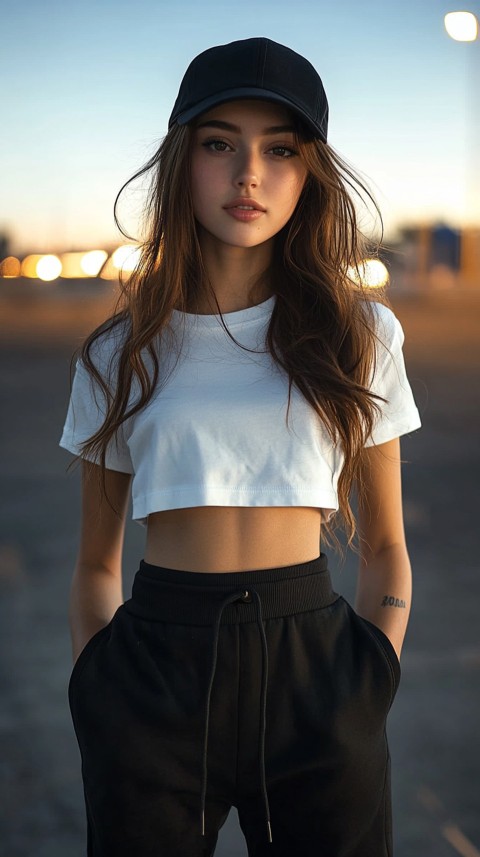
left=73, top=114, right=389, bottom=550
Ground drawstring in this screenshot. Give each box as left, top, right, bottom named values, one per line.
left=200, top=587, right=273, bottom=844
left=251, top=588, right=272, bottom=844
left=200, top=589, right=240, bottom=839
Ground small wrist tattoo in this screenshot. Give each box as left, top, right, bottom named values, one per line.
left=381, top=595, right=406, bottom=608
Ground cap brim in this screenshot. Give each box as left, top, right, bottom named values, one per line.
left=172, top=87, right=326, bottom=142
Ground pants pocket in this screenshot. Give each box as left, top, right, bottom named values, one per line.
left=340, top=597, right=401, bottom=710
left=68, top=619, right=113, bottom=696
left=360, top=616, right=401, bottom=686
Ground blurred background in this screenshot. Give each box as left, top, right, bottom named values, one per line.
left=1, top=1, right=479, bottom=855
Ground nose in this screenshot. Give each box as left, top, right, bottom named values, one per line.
left=234, top=148, right=260, bottom=190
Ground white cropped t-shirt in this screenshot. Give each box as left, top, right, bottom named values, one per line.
left=59, top=296, right=421, bottom=526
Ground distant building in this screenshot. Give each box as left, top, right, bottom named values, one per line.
left=0, top=232, right=11, bottom=261
left=386, top=223, right=478, bottom=290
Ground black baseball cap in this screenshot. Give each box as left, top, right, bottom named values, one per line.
left=168, top=37, right=329, bottom=143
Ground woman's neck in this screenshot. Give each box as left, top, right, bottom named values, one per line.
left=192, top=229, right=274, bottom=314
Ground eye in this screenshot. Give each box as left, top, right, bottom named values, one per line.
left=269, top=145, right=297, bottom=158
left=201, top=139, right=232, bottom=152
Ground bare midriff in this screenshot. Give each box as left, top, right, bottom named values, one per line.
left=144, top=506, right=322, bottom=573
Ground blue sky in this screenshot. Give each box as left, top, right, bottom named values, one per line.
left=1, top=0, right=479, bottom=255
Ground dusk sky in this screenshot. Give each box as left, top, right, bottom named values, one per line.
left=1, top=0, right=479, bottom=257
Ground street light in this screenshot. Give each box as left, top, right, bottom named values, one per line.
left=444, top=10, right=478, bottom=41
left=444, top=10, right=480, bottom=284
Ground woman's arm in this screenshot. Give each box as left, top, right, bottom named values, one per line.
left=354, top=437, right=412, bottom=661
left=69, top=460, right=132, bottom=664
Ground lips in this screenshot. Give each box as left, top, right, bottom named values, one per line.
left=223, top=197, right=266, bottom=212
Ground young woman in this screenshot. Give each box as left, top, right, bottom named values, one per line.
left=59, top=37, right=421, bottom=857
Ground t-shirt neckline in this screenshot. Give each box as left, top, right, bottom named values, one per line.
left=170, top=295, right=276, bottom=329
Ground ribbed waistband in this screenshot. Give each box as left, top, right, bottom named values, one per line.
left=126, top=553, right=339, bottom=625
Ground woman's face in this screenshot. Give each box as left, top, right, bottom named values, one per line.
left=190, top=99, right=308, bottom=252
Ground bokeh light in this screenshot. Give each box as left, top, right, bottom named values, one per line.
left=57, top=252, right=89, bottom=279
left=81, top=250, right=109, bottom=276
left=348, top=259, right=389, bottom=288
left=21, top=255, right=46, bottom=278
left=55, top=250, right=109, bottom=278
left=112, top=244, right=141, bottom=272
left=36, top=255, right=63, bottom=281
left=444, top=10, right=478, bottom=41
left=0, top=256, right=22, bottom=278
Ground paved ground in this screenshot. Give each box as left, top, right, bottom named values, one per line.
left=0, top=285, right=479, bottom=856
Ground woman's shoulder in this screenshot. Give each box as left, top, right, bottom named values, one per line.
left=364, top=299, right=404, bottom=348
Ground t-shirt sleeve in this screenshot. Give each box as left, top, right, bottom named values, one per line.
left=58, top=358, right=134, bottom=473
left=364, top=305, right=422, bottom=447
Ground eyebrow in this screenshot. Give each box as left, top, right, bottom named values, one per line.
left=196, top=119, right=296, bottom=135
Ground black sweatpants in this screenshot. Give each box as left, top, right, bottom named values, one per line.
left=68, top=554, right=401, bottom=856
